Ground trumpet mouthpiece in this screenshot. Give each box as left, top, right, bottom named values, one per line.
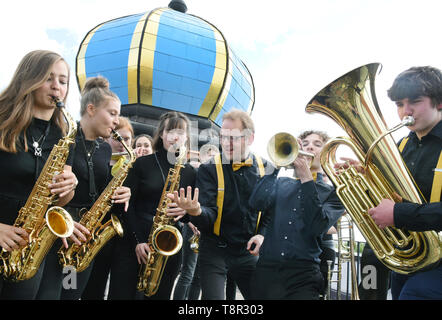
left=402, top=116, right=415, bottom=126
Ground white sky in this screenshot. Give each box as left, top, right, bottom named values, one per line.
left=1, top=1, right=441, bottom=242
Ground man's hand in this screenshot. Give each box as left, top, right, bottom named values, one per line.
left=167, top=186, right=201, bottom=216
left=368, top=199, right=395, bottom=229
left=247, top=234, right=264, bottom=256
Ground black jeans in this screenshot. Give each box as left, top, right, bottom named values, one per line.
left=173, top=224, right=199, bottom=300
left=0, top=259, right=45, bottom=300
left=36, top=206, right=94, bottom=300
left=251, top=258, right=324, bottom=300
left=108, top=235, right=182, bottom=300
left=198, top=237, right=258, bottom=300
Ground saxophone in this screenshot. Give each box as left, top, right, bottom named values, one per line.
left=58, top=130, right=136, bottom=273
left=0, top=97, right=76, bottom=281
left=137, top=147, right=186, bottom=297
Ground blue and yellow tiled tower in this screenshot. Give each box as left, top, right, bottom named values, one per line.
left=76, top=0, right=255, bottom=142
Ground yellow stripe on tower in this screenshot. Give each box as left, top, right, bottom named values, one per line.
left=127, top=12, right=149, bottom=104
left=198, top=25, right=227, bottom=117
left=139, top=8, right=165, bottom=106
left=209, top=46, right=232, bottom=122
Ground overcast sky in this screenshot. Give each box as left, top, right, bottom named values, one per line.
left=1, top=0, right=441, bottom=161
left=1, top=0, right=440, bottom=241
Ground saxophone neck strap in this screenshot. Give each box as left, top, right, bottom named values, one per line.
left=398, top=137, right=442, bottom=202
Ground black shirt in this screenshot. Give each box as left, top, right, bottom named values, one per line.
left=191, top=153, right=273, bottom=248
left=68, top=127, right=112, bottom=209
left=394, top=120, right=442, bottom=231
left=0, top=118, right=73, bottom=225
left=249, top=172, right=344, bottom=263
left=124, top=147, right=196, bottom=245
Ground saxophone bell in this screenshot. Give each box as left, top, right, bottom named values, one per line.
left=45, top=206, right=74, bottom=238
left=151, top=225, right=183, bottom=256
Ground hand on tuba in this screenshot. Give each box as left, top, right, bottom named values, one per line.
left=333, top=157, right=365, bottom=174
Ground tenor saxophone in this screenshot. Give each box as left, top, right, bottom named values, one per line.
left=0, top=97, right=76, bottom=281
left=58, top=130, right=136, bottom=273
left=137, top=147, right=186, bottom=297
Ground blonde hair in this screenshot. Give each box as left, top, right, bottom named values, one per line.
left=222, top=109, right=255, bottom=134
left=80, top=76, right=120, bottom=116
left=0, top=50, right=70, bottom=153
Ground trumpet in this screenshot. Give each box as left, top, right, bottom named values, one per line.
left=267, top=132, right=314, bottom=168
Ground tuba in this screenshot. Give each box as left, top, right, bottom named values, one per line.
left=137, top=147, right=186, bottom=296
left=0, top=97, right=76, bottom=281
left=58, top=130, right=136, bottom=273
left=306, top=63, right=441, bottom=274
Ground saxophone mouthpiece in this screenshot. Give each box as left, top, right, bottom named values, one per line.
left=51, top=96, right=65, bottom=108
left=111, top=129, right=123, bottom=142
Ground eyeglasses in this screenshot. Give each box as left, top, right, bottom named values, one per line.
left=219, top=134, right=246, bottom=143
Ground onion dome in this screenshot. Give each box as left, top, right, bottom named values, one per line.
left=76, top=1, right=255, bottom=144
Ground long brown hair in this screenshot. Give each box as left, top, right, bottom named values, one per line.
left=0, top=50, right=70, bottom=153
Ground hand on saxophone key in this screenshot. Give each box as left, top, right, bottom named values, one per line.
left=49, top=169, right=78, bottom=198
left=61, top=222, right=91, bottom=248
left=167, top=186, right=201, bottom=217
left=111, top=186, right=131, bottom=212
left=166, top=202, right=187, bottom=222
left=0, top=223, right=28, bottom=251
left=135, top=243, right=151, bottom=265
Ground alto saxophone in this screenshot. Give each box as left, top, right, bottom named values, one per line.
left=0, top=97, right=76, bottom=281
left=58, top=130, right=136, bottom=273
left=137, top=147, right=186, bottom=297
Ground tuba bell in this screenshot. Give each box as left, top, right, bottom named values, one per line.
left=267, top=132, right=314, bottom=168
left=306, top=63, right=441, bottom=274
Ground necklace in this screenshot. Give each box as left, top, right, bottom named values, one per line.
left=32, top=134, right=45, bottom=157
left=79, top=126, right=98, bottom=159
left=30, top=120, right=51, bottom=157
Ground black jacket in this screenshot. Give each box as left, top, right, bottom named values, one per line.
left=394, top=120, right=442, bottom=231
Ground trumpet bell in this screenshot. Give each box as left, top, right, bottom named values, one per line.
left=267, top=132, right=313, bottom=167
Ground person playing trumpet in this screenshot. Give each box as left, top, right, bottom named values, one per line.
left=248, top=130, right=345, bottom=299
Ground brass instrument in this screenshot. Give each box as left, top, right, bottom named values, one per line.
left=267, top=132, right=314, bottom=167
left=58, top=130, right=136, bottom=273
left=0, top=97, right=76, bottom=281
left=326, top=214, right=359, bottom=300
left=189, top=233, right=200, bottom=253
left=306, top=63, right=442, bottom=274
left=137, top=147, right=186, bottom=296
